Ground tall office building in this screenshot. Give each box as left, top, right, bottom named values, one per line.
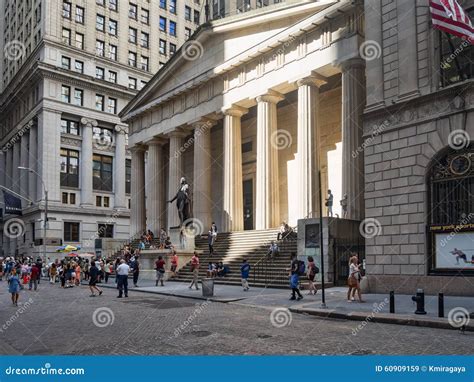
left=0, top=0, right=203, bottom=258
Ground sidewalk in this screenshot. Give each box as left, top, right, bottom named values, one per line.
left=96, top=279, right=474, bottom=331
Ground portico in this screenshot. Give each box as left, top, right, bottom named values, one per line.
left=120, top=0, right=366, bottom=237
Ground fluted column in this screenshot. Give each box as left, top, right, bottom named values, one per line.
left=146, top=138, right=167, bottom=234
left=130, top=145, right=146, bottom=237
left=80, top=118, right=97, bottom=207
left=114, top=125, right=127, bottom=209
left=5, top=147, right=13, bottom=190
left=255, top=90, right=284, bottom=229
left=341, top=59, right=366, bottom=220
left=28, top=122, right=38, bottom=202
left=297, top=74, right=327, bottom=219
left=19, top=130, right=29, bottom=206
left=167, top=131, right=186, bottom=228
left=192, top=118, right=215, bottom=229
left=12, top=140, right=20, bottom=194
left=222, top=106, right=247, bottom=232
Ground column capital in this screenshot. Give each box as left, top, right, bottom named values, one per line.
left=256, top=90, right=284, bottom=104
left=145, top=137, right=167, bottom=146
left=129, top=144, right=147, bottom=153
left=166, top=128, right=188, bottom=139
left=80, top=117, right=98, bottom=127
left=189, top=116, right=219, bottom=130
left=296, top=73, right=327, bottom=88
left=114, top=124, right=128, bottom=134
left=336, top=57, right=366, bottom=72
left=222, top=105, right=248, bottom=117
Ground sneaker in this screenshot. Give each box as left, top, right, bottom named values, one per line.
left=89, top=294, right=96, bottom=297
left=117, top=295, right=122, bottom=298
left=289, top=297, right=296, bottom=300
left=99, top=291, right=103, bottom=296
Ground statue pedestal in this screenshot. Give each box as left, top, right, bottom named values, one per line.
left=169, top=227, right=195, bottom=251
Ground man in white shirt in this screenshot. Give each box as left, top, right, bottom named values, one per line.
left=116, top=259, right=130, bottom=298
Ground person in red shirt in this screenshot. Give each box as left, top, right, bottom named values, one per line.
left=29, top=264, right=40, bottom=291
left=188, top=252, right=200, bottom=290
left=170, top=251, right=178, bottom=278
left=155, top=256, right=166, bottom=287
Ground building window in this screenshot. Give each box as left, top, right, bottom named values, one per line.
left=70, top=193, right=76, bottom=204
left=169, top=21, right=176, bottom=36
left=141, top=32, right=149, bottom=48
left=62, top=28, right=71, bottom=45
left=61, top=85, right=71, bottom=103
left=64, top=222, right=80, bottom=242
left=129, top=3, right=137, bottom=19
left=103, top=197, right=110, bottom=208
left=75, top=6, right=84, bottom=23
left=95, top=94, right=105, bottom=111
left=108, top=98, right=117, bottom=113
left=98, top=223, right=114, bottom=238
left=73, top=89, right=83, bottom=106
left=60, top=149, right=79, bottom=188
left=141, top=56, right=149, bottom=71
left=170, top=0, right=177, bottom=14
left=125, top=159, right=131, bottom=194
left=159, top=16, right=167, bottom=32
left=129, top=27, right=137, bottom=43
left=96, top=40, right=105, bottom=56
left=96, top=66, right=105, bottom=80
left=63, top=1, right=71, bottom=19
left=128, top=77, right=137, bottom=89
left=75, top=33, right=84, bottom=49
left=159, top=39, right=167, bottom=55
left=128, top=51, right=137, bottom=67
left=97, top=0, right=105, bottom=5
left=141, top=8, right=149, bottom=24
left=160, top=0, right=167, bottom=8
left=185, top=6, right=191, bottom=21
left=109, top=19, right=118, bottom=35
left=109, top=70, right=117, bottom=83
left=96, top=196, right=102, bottom=207
left=109, top=45, right=117, bottom=60
left=140, top=80, right=147, bottom=89
left=62, top=192, right=68, bottom=204
left=194, top=10, right=200, bottom=24
left=61, top=56, right=71, bottom=69
left=93, top=154, right=113, bottom=191
left=75, top=60, right=84, bottom=73
left=170, top=43, right=176, bottom=56
left=61, top=119, right=79, bottom=135
left=109, top=0, right=118, bottom=11
left=185, top=27, right=191, bottom=39
left=96, top=14, right=105, bottom=31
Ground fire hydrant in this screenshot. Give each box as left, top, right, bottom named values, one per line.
left=411, top=289, right=427, bottom=315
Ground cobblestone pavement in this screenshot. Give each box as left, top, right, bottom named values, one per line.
left=0, top=282, right=472, bottom=355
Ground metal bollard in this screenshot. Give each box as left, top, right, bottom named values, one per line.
left=411, top=288, right=427, bottom=315
left=389, top=291, right=395, bottom=313
left=438, top=293, right=444, bottom=318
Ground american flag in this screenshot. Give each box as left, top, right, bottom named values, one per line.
left=430, top=0, right=474, bottom=44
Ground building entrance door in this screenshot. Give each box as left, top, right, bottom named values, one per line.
left=243, top=179, right=253, bottom=230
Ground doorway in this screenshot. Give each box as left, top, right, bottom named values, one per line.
left=243, top=179, right=253, bottom=230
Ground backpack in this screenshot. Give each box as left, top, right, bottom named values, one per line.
left=310, top=263, right=320, bottom=276
left=297, top=260, right=306, bottom=276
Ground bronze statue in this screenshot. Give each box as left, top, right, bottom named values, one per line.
left=168, top=177, right=191, bottom=227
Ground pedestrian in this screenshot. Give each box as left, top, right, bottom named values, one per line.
left=347, top=256, right=364, bottom=302
left=159, top=228, right=167, bottom=249
left=326, top=189, right=334, bottom=217
left=240, top=259, right=250, bottom=291
left=116, top=259, right=130, bottom=298
left=170, top=250, right=178, bottom=278
left=340, top=194, right=348, bottom=218
left=88, top=261, right=103, bottom=297
left=306, top=256, right=318, bottom=295
left=8, top=268, right=21, bottom=306
left=49, top=263, right=57, bottom=284
left=188, top=252, right=200, bottom=290
left=75, top=263, right=82, bottom=286
left=267, top=241, right=279, bottom=260
left=155, top=256, right=166, bottom=286
left=0, top=259, right=4, bottom=281
left=130, top=255, right=140, bottom=287
left=104, top=261, right=113, bottom=283
left=35, top=258, right=43, bottom=284
left=114, top=258, right=121, bottom=284
left=29, top=263, right=40, bottom=291
left=289, top=253, right=303, bottom=301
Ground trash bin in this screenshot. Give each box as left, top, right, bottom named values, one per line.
left=201, top=278, right=214, bottom=297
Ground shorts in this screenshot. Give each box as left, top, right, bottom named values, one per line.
left=89, top=278, right=97, bottom=286
left=171, top=264, right=177, bottom=272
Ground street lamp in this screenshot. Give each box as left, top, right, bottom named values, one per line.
left=18, top=166, right=48, bottom=263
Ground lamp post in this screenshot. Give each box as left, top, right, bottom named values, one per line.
left=318, top=170, right=326, bottom=308
left=18, top=166, right=48, bottom=262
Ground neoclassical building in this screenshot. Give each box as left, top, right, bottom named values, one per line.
left=121, top=0, right=366, bottom=240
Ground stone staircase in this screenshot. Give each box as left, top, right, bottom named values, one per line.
left=170, top=229, right=297, bottom=288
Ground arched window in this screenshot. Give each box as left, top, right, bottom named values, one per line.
left=428, top=144, right=474, bottom=273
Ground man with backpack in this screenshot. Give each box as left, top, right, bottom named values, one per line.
left=289, top=252, right=303, bottom=301
left=188, top=252, right=200, bottom=290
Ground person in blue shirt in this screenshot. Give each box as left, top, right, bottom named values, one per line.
left=240, top=259, right=250, bottom=291
left=8, top=268, right=21, bottom=306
